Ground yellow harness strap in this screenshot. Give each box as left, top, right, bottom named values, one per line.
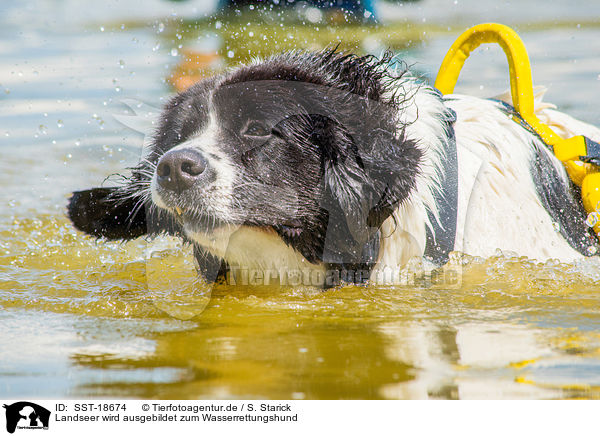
left=434, top=23, right=600, bottom=238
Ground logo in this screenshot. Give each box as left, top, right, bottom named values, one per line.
left=3, top=402, right=50, bottom=434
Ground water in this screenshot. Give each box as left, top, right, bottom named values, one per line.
left=1, top=0, right=600, bottom=399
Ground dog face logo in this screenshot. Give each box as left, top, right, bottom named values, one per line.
left=3, top=402, right=50, bottom=434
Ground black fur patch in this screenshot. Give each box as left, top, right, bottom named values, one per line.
left=222, top=49, right=396, bottom=103
left=531, top=143, right=599, bottom=255
left=193, top=245, right=229, bottom=283
left=67, top=188, right=147, bottom=240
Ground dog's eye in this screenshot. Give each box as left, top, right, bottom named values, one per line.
left=243, top=121, right=270, bottom=137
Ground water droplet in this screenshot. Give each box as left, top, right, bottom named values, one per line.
left=587, top=246, right=598, bottom=256
left=100, top=26, right=105, bottom=32
left=552, top=221, right=560, bottom=232
left=152, top=43, right=160, bottom=52
left=305, top=7, right=322, bottom=23
left=215, top=21, right=222, bottom=29
left=227, top=50, right=234, bottom=58
left=586, top=212, right=598, bottom=228
left=158, top=22, right=165, bottom=33
left=118, top=59, right=125, bottom=69
left=38, top=125, right=47, bottom=135
left=115, top=86, right=121, bottom=92
left=170, top=48, right=179, bottom=57
left=57, top=119, right=63, bottom=128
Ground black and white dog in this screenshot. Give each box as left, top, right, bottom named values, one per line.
left=68, top=49, right=600, bottom=286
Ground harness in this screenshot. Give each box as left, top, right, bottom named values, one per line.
left=434, top=23, right=600, bottom=242
left=424, top=110, right=459, bottom=265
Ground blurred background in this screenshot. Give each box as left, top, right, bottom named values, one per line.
left=1, top=0, right=600, bottom=400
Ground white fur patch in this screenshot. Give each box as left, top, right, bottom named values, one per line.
left=151, top=112, right=237, bottom=222
left=446, top=95, right=582, bottom=261
left=186, top=224, right=326, bottom=286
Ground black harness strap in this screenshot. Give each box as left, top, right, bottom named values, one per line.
left=424, top=112, right=459, bottom=265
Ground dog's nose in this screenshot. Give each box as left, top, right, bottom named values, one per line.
left=156, top=149, right=207, bottom=192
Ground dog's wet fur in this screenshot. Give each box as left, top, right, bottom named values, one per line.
left=69, top=49, right=598, bottom=286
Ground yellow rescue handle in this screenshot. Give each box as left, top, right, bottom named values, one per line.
left=434, top=23, right=600, bottom=239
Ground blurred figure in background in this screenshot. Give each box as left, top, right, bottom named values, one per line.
left=216, top=0, right=378, bottom=21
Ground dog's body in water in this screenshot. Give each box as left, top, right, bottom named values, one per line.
left=68, top=49, right=600, bottom=287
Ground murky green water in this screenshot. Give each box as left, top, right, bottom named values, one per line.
left=2, top=0, right=600, bottom=399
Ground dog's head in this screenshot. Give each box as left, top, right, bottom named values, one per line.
left=68, top=50, right=424, bottom=282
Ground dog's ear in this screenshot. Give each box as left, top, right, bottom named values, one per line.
left=360, top=128, right=422, bottom=228
left=319, top=116, right=422, bottom=260
left=68, top=187, right=147, bottom=240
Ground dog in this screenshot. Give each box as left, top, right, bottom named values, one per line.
left=67, top=49, right=600, bottom=287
